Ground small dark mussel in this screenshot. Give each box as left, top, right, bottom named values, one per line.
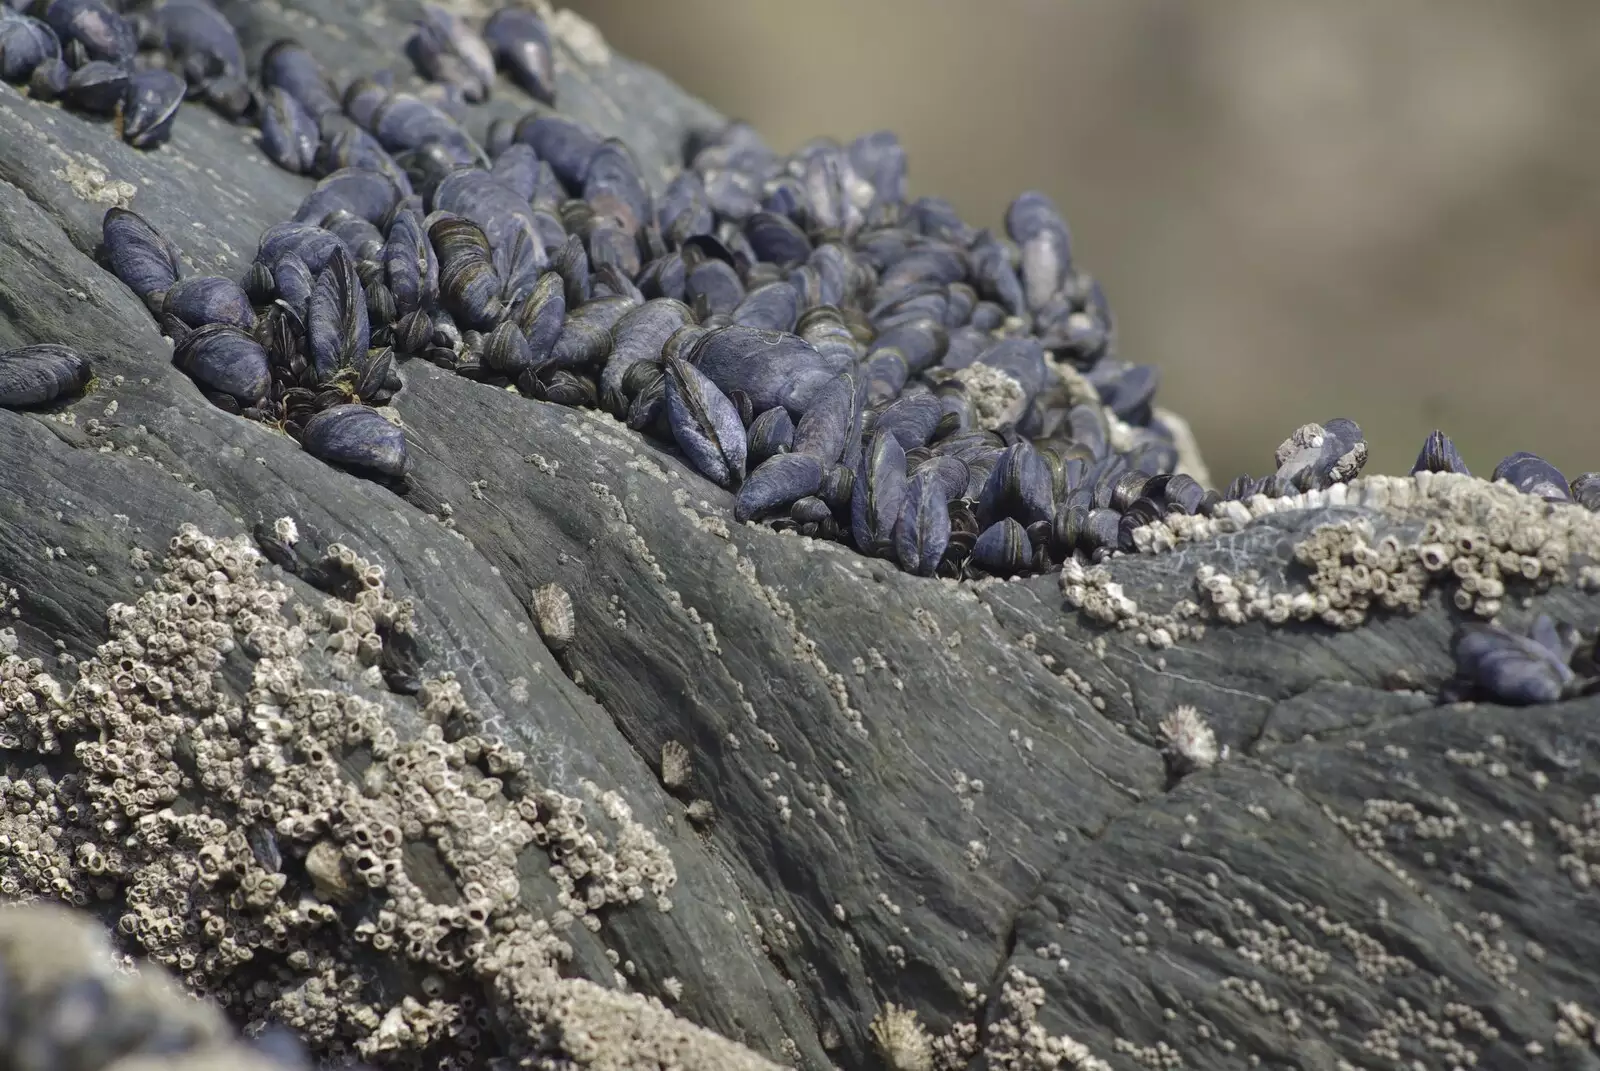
left=747, top=405, right=795, bottom=465
left=519, top=367, right=598, bottom=408
left=735, top=453, right=823, bottom=523
left=1571, top=472, right=1600, bottom=512
left=120, top=67, right=184, bottom=149
left=969, top=517, right=1032, bottom=577
left=161, top=275, right=255, bottom=333
left=143, top=0, right=250, bottom=117
left=1492, top=451, right=1571, bottom=502
left=28, top=55, right=69, bottom=100
left=1450, top=614, right=1584, bottom=706
left=663, top=356, right=747, bottom=489
left=299, top=403, right=408, bottom=483
left=1273, top=417, right=1368, bottom=492
left=894, top=472, right=951, bottom=577
left=0, top=13, right=59, bottom=84
left=0, top=343, right=93, bottom=408
left=258, top=85, right=320, bottom=174
left=172, top=323, right=271, bottom=409
left=259, top=38, right=340, bottom=122
left=44, top=0, right=137, bottom=68
left=483, top=5, right=554, bottom=104
left=1411, top=429, right=1469, bottom=477
left=102, top=206, right=183, bottom=311
left=62, top=58, right=126, bottom=115
left=406, top=2, right=495, bottom=103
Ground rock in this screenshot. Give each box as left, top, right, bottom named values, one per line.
left=0, top=3, right=1598, bottom=1071
left=0, top=901, right=318, bottom=1071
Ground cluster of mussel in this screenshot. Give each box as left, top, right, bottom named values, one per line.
left=0, top=0, right=252, bottom=149
left=16, top=1, right=1600, bottom=590
left=84, top=3, right=561, bottom=479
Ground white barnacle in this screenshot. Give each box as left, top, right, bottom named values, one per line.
left=948, top=362, right=1026, bottom=431
left=685, top=799, right=714, bottom=826
left=659, top=740, right=692, bottom=789
left=1158, top=704, right=1221, bottom=775
left=533, top=583, right=575, bottom=652
left=272, top=516, right=299, bottom=547
left=869, top=1002, right=934, bottom=1071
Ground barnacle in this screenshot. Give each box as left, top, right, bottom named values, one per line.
left=0, top=521, right=738, bottom=1068
left=1158, top=704, right=1221, bottom=775
left=869, top=1002, right=934, bottom=1071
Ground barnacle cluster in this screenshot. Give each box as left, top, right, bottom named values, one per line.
left=1066, top=467, right=1600, bottom=703
left=0, top=520, right=786, bottom=1069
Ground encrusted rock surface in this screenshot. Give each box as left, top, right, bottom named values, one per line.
left=1, top=3, right=1598, bottom=1070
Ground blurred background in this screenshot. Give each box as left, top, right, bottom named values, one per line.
left=564, top=0, right=1600, bottom=485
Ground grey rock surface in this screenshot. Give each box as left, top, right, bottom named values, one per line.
left=0, top=3, right=1598, bottom=1071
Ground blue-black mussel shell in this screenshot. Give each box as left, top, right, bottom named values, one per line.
left=300, top=403, right=408, bottom=482
left=0, top=343, right=92, bottom=408
left=103, top=207, right=183, bottom=310
left=173, top=323, right=270, bottom=405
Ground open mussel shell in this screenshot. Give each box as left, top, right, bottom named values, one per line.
left=300, top=403, right=408, bottom=482
left=0, top=343, right=93, bottom=408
